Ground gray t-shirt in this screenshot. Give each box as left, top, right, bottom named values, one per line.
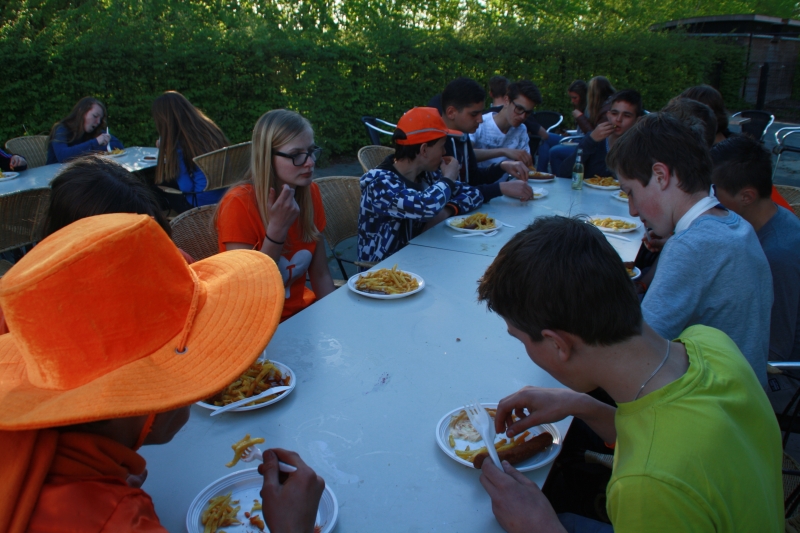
left=642, top=210, right=773, bottom=387
left=758, top=206, right=800, bottom=409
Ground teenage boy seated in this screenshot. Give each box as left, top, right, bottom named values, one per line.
left=557, top=90, right=644, bottom=179
left=0, top=213, right=325, bottom=533
left=608, top=113, right=773, bottom=387
left=358, top=107, right=484, bottom=263
left=711, top=134, right=800, bottom=412
left=476, top=216, right=782, bottom=533
left=471, top=80, right=538, bottom=169
left=439, top=77, right=533, bottom=203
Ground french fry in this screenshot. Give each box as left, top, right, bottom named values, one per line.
left=453, top=212, right=496, bottom=230
left=207, top=360, right=289, bottom=407
left=226, top=434, right=265, bottom=467
left=585, top=176, right=619, bottom=187
left=591, top=217, right=636, bottom=230
left=201, top=493, right=241, bottom=533
left=354, top=264, right=419, bottom=295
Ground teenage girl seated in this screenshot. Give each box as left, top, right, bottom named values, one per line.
left=46, top=97, right=124, bottom=164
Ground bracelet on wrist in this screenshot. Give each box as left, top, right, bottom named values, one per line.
left=265, top=233, right=285, bottom=246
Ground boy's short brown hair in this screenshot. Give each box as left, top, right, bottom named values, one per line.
left=607, top=112, right=712, bottom=194
left=477, top=216, right=642, bottom=345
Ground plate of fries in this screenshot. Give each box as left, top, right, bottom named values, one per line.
left=446, top=213, right=502, bottom=233
left=348, top=264, right=424, bottom=299
left=588, top=215, right=642, bottom=233
left=196, top=359, right=296, bottom=412
left=583, top=176, right=620, bottom=190
left=528, top=170, right=555, bottom=182
left=532, top=187, right=548, bottom=199
left=435, top=404, right=562, bottom=472
left=611, top=190, right=628, bottom=202
left=186, top=467, right=339, bottom=533
left=101, top=148, right=126, bottom=157
left=0, top=171, right=19, bottom=179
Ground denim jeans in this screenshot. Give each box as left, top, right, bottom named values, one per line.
left=548, top=143, right=578, bottom=176
left=537, top=133, right=564, bottom=172
left=559, top=513, right=614, bottom=533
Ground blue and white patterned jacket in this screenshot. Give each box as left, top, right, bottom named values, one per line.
left=358, top=157, right=483, bottom=263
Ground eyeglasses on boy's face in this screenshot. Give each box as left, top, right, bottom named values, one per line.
left=511, top=101, right=535, bottom=117
left=274, top=146, right=323, bottom=166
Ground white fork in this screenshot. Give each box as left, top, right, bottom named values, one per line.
left=210, top=385, right=292, bottom=416
left=106, top=127, right=112, bottom=152
left=464, top=400, right=503, bottom=469
left=241, top=445, right=298, bottom=472
left=452, top=230, right=499, bottom=238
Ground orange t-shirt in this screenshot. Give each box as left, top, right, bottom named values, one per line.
left=216, top=182, right=326, bottom=321
left=772, top=185, right=793, bottom=212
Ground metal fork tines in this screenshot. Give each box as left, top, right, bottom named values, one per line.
left=464, top=401, right=503, bottom=468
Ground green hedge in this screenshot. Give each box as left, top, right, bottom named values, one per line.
left=1, top=3, right=746, bottom=158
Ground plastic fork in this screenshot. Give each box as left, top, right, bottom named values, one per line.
left=209, top=385, right=292, bottom=416
left=106, top=128, right=112, bottom=152
left=241, top=444, right=298, bottom=472
left=464, top=400, right=503, bottom=469
left=452, top=230, right=499, bottom=238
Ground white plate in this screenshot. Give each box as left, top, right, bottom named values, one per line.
left=611, top=190, right=628, bottom=202
left=588, top=215, right=642, bottom=233
left=435, top=403, right=562, bottom=472
left=102, top=150, right=126, bottom=158
left=528, top=176, right=555, bottom=184
left=446, top=215, right=503, bottom=234
left=195, top=360, right=296, bottom=412
left=347, top=270, right=425, bottom=299
left=628, top=266, right=641, bottom=280
left=1, top=172, right=19, bottom=179
left=186, top=467, right=338, bottom=533
left=583, top=179, right=620, bottom=191
left=532, top=187, right=548, bottom=199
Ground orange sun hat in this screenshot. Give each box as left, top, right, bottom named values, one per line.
left=393, top=107, right=466, bottom=145
left=0, top=213, right=284, bottom=430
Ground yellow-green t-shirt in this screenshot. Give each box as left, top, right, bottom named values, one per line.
left=607, top=325, right=783, bottom=532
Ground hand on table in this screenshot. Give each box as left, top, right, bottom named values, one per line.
left=9, top=155, right=26, bottom=169
left=480, top=460, right=566, bottom=533
left=440, top=156, right=461, bottom=181
left=95, top=133, right=111, bottom=146
left=590, top=122, right=614, bottom=143
left=502, top=149, right=533, bottom=168
left=259, top=448, right=325, bottom=533
left=499, top=160, right=530, bottom=181
left=266, top=184, right=300, bottom=243
left=495, top=386, right=579, bottom=438
left=499, top=179, right=534, bottom=202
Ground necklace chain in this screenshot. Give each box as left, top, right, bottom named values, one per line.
left=633, top=339, right=671, bottom=401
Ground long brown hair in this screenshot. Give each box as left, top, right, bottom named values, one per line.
left=587, top=77, right=616, bottom=128
left=151, top=91, right=229, bottom=185
left=225, top=109, right=319, bottom=243
left=48, top=97, right=107, bottom=146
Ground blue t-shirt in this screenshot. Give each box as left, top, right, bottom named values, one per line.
left=175, top=147, right=226, bottom=207
left=758, top=205, right=800, bottom=408
left=46, top=125, right=124, bottom=164
left=642, top=210, right=773, bottom=387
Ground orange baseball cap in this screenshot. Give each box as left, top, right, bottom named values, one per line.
left=394, top=107, right=465, bottom=145
left=0, top=213, right=284, bottom=430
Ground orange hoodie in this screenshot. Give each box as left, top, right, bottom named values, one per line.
left=0, top=431, right=167, bottom=533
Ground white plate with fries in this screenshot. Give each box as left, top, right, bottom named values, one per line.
left=588, top=215, right=642, bottom=233
left=627, top=266, right=641, bottom=280
left=583, top=178, right=620, bottom=190
left=101, top=149, right=126, bottom=157
left=195, top=359, right=296, bottom=413
left=446, top=214, right=503, bottom=234
left=611, top=190, right=628, bottom=202
left=0, top=171, right=19, bottom=179
left=348, top=266, right=425, bottom=300
left=435, top=404, right=562, bottom=472
left=532, top=187, right=548, bottom=199
left=528, top=172, right=555, bottom=183
left=186, top=467, right=338, bottom=533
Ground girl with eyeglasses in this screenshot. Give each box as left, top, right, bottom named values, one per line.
left=215, top=109, right=334, bottom=321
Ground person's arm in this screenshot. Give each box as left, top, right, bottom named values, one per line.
left=449, top=181, right=486, bottom=214
left=473, top=147, right=533, bottom=167
left=308, top=239, right=335, bottom=298
left=0, top=149, right=26, bottom=171
left=364, top=169, right=454, bottom=220
left=49, top=126, right=102, bottom=163
left=574, top=111, right=592, bottom=133
left=109, top=135, right=125, bottom=149
left=258, top=448, right=325, bottom=533
left=537, top=126, right=549, bottom=141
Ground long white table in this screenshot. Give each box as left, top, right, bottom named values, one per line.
left=141, top=244, right=572, bottom=532
left=412, top=178, right=643, bottom=261
left=0, top=146, right=158, bottom=195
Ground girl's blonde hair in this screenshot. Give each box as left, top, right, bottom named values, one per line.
left=250, top=109, right=319, bottom=242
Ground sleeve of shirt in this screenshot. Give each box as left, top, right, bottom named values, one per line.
left=607, top=476, right=715, bottom=533
left=642, top=238, right=705, bottom=340
left=450, top=182, right=484, bottom=213
left=99, top=493, right=170, bottom=533
left=466, top=140, right=505, bottom=185
left=472, top=182, right=501, bottom=203
left=767, top=247, right=800, bottom=360
left=364, top=170, right=453, bottom=220
left=50, top=126, right=101, bottom=163
left=109, top=135, right=125, bottom=150
left=215, top=192, right=263, bottom=249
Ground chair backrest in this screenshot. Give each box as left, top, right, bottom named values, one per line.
left=776, top=185, right=800, bottom=219
left=5, top=135, right=48, bottom=169
left=169, top=205, right=219, bottom=261
left=533, top=111, right=563, bottom=132
left=734, top=110, right=775, bottom=141
left=357, top=145, right=394, bottom=173
left=192, top=142, right=252, bottom=191
left=315, top=176, right=361, bottom=250
left=0, top=187, right=51, bottom=253
left=360, top=116, right=396, bottom=145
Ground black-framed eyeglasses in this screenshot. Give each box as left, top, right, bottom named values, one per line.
left=274, top=146, right=322, bottom=166
left=511, top=101, right=535, bottom=117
